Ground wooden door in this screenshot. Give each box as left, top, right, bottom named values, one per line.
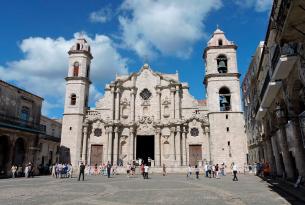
left=189, top=145, right=202, bottom=166
left=90, top=145, right=103, bottom=166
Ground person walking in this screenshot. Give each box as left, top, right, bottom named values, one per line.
left=187, top=165, right=192, bottom=179
left=107, top=161, right=112, bottom=178
left=232, top=162, right=238, bottom=181
left=11, top=165, right=17, bottom=178
left=162, top=164, right=167, bottom=176
left=204, top=163, right=208, bottom=177
left=208, top=164, right=212, bottom=178
left=144, top=164, right=149, bottom=179
left=68, top=164, right=73, bottom=178
left=215, top=164, right=220, bottom=179
left=140, top=163, right=145, bottom=178
left=51, top=164, right=56, bottom=178
left=195, top=165, right=199, bottom=179
left=78, top=162, right=85, bottom=181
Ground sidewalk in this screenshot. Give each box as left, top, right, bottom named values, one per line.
left=261, top=176, right=305, bottom=203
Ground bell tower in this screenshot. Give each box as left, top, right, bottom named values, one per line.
left=60, top=37, right=92, bottom=168
left=203, top=27, right=247, bottom=168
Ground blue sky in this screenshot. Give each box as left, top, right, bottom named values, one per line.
left=0, top=0, right=272, bottom=118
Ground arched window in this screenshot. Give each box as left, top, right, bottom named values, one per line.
left=70, top=94, right=77, bottom=105
left=219, top=87, right=231, bottom=111
left=73, top=62, right=79, bottom=77
left=76, top=43, right=80, bottom=50
left=20, top=106, right=30, bottom=121
left=218, top=39, right=223, bottom=46
left=217, top=55, right=228, bottom=73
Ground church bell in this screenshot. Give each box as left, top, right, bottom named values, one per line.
left=217, top=60, right=227, bottom=73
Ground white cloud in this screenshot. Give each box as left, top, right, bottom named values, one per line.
left=89, top=7, right=112, bottom=23
left=0, top=33, right=128, bottom=116
left=118, top=0, right=222, bottom=59
left=233, top=0, right=272, bottom=12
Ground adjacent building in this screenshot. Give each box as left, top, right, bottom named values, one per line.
left=61, top=29, right=247, bottom=171
left=243, top=0, right=305, bottom=180
left=0, top=80, right=61, bottom=177
left=36, top=116, right=61, bottom=167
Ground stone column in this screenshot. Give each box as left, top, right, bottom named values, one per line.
left=286, top=121, right=305, bottom=177
left=107, top=126, right=113, bottom=162
left=104, top=127, right=109, bottom=163
left=170, top=127, right=176, bottom=165
left=130, top=89, right=136, bottom=122
left=271, top=135, right=284, bottom=176
left=113, top=127, right=119, bottom=165
left=266, top=137, right=275, bottom=174
left=175, top=86, right=180, bottom=119
left=170, top=87, right=175, bottom=118
left=175, top=126, right=181, bottom=166
left=182, top=127, right=187, bottom=166
left=110, top=87, right=115, bottom=120
left=155, top=128, right=161, bottom=167
left=277, top=128, right=295, bottom=179
left=129, top=127, right=135, bottom=162
left=157, top=89, right=161, bottom=120
left=115, top=88, right=120, bottom=121
left=81, top=125, right=88, bottom=164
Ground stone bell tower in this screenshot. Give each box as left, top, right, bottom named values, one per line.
left=203, top=27, right=247, bottom=168
left=60, top=37, right=92, bottom=168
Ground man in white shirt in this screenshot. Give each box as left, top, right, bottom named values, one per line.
left=204, top=164, right=208, bottom=177
left=232, top=162, right=238, bottom=181
left=144, top=164, right=149, bottom=179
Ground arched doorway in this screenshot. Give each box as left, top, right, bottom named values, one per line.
left=0, top=136, right=9, bottom=175
left=13, top=138, right=25, bottom=166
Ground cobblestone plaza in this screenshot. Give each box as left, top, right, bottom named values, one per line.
left=0, top=174, right=301, bottom=205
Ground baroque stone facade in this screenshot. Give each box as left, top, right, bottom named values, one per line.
left=61, top=29, right=247, bottom=171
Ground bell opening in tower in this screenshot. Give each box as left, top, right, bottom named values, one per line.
left=136, top=135, right=154, bottom=166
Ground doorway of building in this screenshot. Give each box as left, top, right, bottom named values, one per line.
left=13, top=138, right=25, bottom=166
left=90, top=145, right=103, bottom=166
left=189, top=145, right=202, bottom=166
left=136, top=135, right=154, bottom=165
left=0, top=136, right=9, bottom=175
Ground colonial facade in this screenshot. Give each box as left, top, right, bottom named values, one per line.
left=0, top=80, right=62, bottom=177
left=61, top=30, right=247, bottom=171
left=242, top=0, right=305, bottom=180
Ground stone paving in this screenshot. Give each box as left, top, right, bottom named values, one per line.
left=0, top=174, right=300, bottom=205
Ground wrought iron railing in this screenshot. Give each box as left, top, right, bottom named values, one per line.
left=0, top=113, right=44, bottom=133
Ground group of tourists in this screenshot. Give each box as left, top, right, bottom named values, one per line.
left=82, top=163, right=117, bottom=177
left=10, top=162, right=35, bottom=178
left=78, top=161, right=113, bottom=181
left=50, top=163, right=73, bottom=178
left=186, top=162, right=239, bottom=181
left=248, top=162, right=271, bottom=177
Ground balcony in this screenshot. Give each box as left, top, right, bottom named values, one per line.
left=0, top=113, right=44, bottom=133
left=256, top=107, right=268, bottom=121
left=271, top=43, right=299, bottom=80
left=261, top=81, right=282, bottom=108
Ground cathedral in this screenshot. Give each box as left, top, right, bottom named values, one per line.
left=60, top=28, right=248, bottom=171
